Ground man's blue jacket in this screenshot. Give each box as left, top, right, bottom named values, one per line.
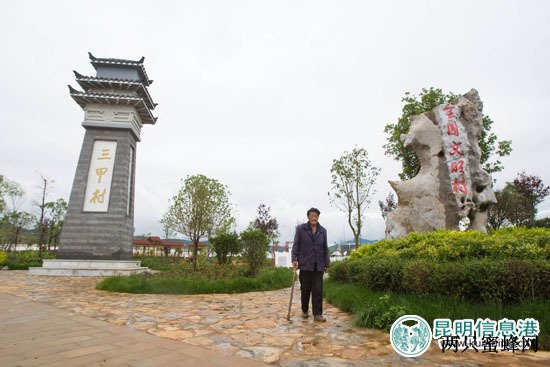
left=291, top=222, right=330, bottom=272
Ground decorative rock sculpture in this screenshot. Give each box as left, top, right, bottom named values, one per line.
left=385, top=89, right=496, bottom=239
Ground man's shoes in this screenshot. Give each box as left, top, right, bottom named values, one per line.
left=301, top=312, right=309, bottom=318
left=314, top=315, right=326, bottom=322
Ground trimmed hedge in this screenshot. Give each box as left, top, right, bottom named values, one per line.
left=330, top=258, right=549, bottom=304
left=330, top=228, right=550, bottom=304
left=350, top=228, right=550, bottom=262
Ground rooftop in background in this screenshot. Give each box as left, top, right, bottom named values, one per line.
left=133, top=236, right=210, bottom=246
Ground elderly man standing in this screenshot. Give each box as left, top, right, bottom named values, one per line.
left=291, top=207, right=330, bottom=322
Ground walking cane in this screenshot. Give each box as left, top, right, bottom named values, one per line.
left=287, top=266, right=298, bottom=321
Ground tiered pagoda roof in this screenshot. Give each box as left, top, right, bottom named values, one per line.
left=89, top=52, right=153, bottom=86
left=69, top=53, right=157, bottom=125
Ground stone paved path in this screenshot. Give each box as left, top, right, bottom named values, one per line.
left=0, top=293, right=265, bottom=367
left=0, top=270, right=548, bottom=366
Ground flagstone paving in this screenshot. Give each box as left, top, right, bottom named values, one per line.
left=0, top=270, right=548, bottom=366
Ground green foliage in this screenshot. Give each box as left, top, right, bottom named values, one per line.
left=251, top=204, right=280, bottom=245
left=240, top=228, right=269, bottom=276
left=96, top=267, right=293, bottom=295
left=383, top=87, right=511, bottom=180
left=488, top=184, right=531, bottom=229
left=328, top=146, right=380, bottom=249
left=0, top=251, right=7, bottom=266
left=3, top=250, right=56, bottom=270
left=350, top=228, right=549, bottom=262
left=43, top=198, right=67, bottom=248
left=1, top=211, right=36, bottom=246
left=210, top=231, right=241, bottom=264
left=163, top=174, right=235, bottom=271
left=0, top=175, right=25, bottom=214
left=330, top=228, right=550, bottom=304
left=529, top=217, right=550, bottom=228
left=498, top=171, right=550, bottom=227
left=324, top=280, right=550, bottom=350
left=353, top=294, right=408, bottom=331
left=135, top=255, right=194, bottom=272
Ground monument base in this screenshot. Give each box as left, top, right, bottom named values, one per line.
left=29, top=259, right=153, bottom=277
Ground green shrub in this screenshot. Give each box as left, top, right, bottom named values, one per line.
left=352, top=294, right=408, bottom=331
left=333, top=257, right=549, bottom=304
left=240, top=228, right=269, bottom=276
left=4, top=250, right=56, bottom=270
left=352, top=258, right=404, bottom=292
left=210, top=232, right=241, bottom=264
left=0, top=251, right=7, bottom=266
left=401, top=260, right=432, bottom=294
left=350, top=228, right=550, bottom=262
left=328, top=261, right=351, bottom=282
left=331, top=259, right=405, bottom=292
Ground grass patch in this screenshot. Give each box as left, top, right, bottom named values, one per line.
left=324, top=279, right=549, bottom=350
left=96, top=266, right=294, bottom=295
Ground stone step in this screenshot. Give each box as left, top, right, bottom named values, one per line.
left=41, top=259, right=142, bottom=269
left=28, top=267, right=151, bottom=277
left=28, top=259, right=154, bottom=277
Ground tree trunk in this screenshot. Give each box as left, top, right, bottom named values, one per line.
left=38, top=177, right=47, bottom=260
left=192, top=240, right=199, bottom=271
left=355, top=179, right=361, bottom=251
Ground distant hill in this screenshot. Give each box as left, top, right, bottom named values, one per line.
left=328, top=238, right=376, bottom=254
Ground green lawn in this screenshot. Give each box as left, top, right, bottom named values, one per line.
left=96, top=266, right=293, bottom=295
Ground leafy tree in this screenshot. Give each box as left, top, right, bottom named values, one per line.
left=488, top=173, right=550, bottom=229
left=329, top=146, right=380, bottom=250
left=528, top=217, right=550, bottom=228
left=251, top=204, right=279, bottom=246
left=240, top=227, right=269, bottom=276
left=513, top=171, right=550, bottom=223
left=1, top=211, right=36, bottom=250
left=159, top=213, right=177, bottom=256
left=0, top=177, right=29, bottom=249
left=43, top=198, right=67, bottom=250
left=210, top=231, right=241, bottom=264
left=384, top=87, right=512, bottom=180
left=163, top=174, right=234, bottom=271
left=487, top=185, right=528, bottom=229
left=378, top=192, right=397, bottom=221
left=0, top=176, right=25, bottom=214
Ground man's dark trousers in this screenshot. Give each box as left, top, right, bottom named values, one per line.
left=299, top=270, right=324, bottom=316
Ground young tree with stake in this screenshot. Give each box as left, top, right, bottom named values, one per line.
left=328, top=147, right=380, bottom=250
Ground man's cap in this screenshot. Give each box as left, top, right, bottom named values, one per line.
left=307, top=207, right=321, bottom=216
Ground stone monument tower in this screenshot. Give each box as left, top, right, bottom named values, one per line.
left=30, top=53, right=157, bottom=275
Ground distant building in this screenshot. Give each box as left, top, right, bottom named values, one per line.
left=133, top=236, right=208, bottom=257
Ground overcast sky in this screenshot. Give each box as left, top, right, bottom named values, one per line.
left=2, top=0, right=549, bottom=244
